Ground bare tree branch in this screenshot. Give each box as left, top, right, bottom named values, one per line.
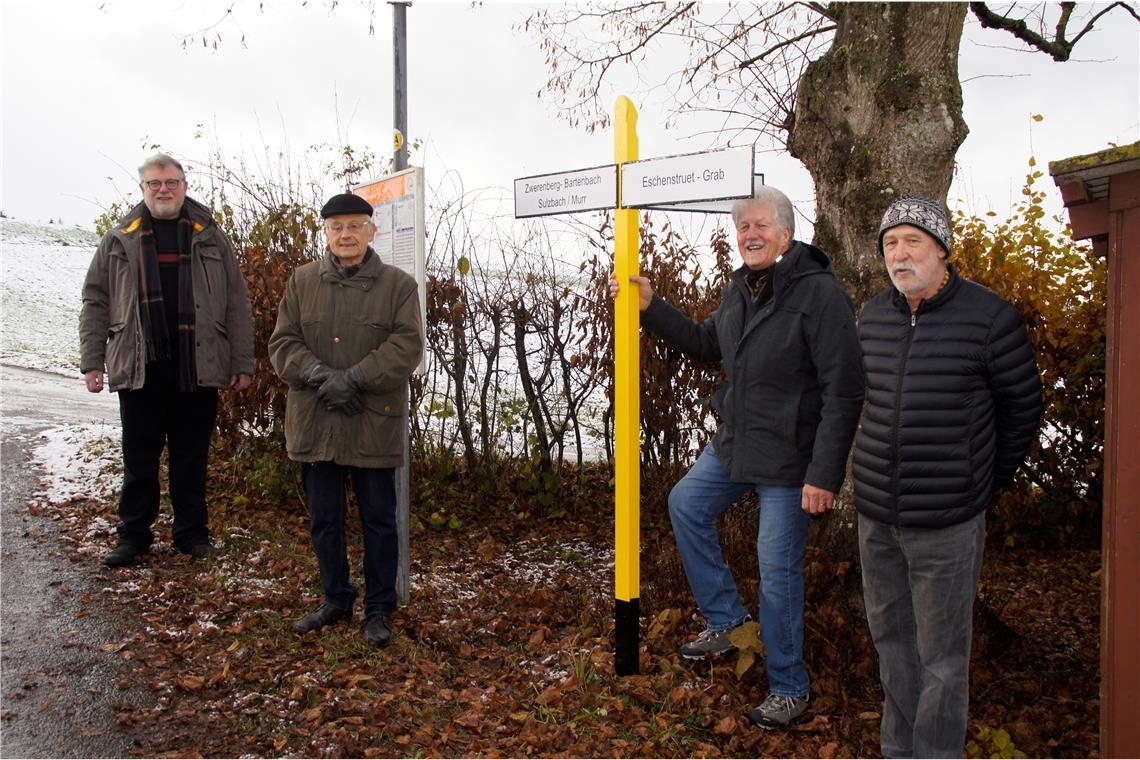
left=970, top=1, right=1139, bottom=61
left=1067, top=1, right=1140, bottom=47
left=736, top=24, right=836, bottom=69
left=684, top=5, right=798, bottom=85
left=801, top=2, right=838, bottom=22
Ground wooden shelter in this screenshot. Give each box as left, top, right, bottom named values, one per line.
left=1050, top=142, right=1140, bottom=759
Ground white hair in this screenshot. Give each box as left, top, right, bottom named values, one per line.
left=730, top=186, right=795, bottom=237
left=137, top=153, right=185, bottom=179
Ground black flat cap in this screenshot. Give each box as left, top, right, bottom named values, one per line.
left=320, top=193, right=374, bottom=219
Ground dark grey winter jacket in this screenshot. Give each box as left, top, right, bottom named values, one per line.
left=79, top=198, right=255, bottom=392
left=853, top=265, right=1043, bottom=528
left=641, top=241, right=865, bottom=492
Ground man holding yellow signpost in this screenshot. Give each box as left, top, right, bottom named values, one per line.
left=611, top=186, right=864, bottom=728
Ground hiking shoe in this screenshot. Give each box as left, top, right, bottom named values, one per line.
left=747, top=693, right=809, bottom=729
left=679, top=620, right=746, bottom=659
left=104, top=543, right=145, bottom=567
left=292, top=603, right=352, bottom=635
left=363, top=614, right=391, bottom=648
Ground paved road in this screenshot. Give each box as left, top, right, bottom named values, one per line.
left=1, top=364, right=146, bottom=758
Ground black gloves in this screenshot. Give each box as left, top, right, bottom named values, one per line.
left=309, top=363, right=365, bottom=415
left=307, top=362, right=334, bottom=388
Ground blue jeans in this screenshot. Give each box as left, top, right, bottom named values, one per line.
left=858, top=511, right=986, bottom=758
left=668, top=443, right=810, bottom=697
left=301, top=462, right=398, bottom=619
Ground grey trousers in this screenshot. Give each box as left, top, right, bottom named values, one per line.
left=858, top=511, right=986, bottom=759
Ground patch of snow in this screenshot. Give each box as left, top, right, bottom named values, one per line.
left=30, top=422, right=121, bottom=503
left=1, top=218, right=100, bottom=376
left=412, top=536, right=614, bottom=604
left=1, top=414, right=56, bottom=433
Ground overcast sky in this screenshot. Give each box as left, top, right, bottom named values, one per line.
left=2, top=1, right=1137, bottom=231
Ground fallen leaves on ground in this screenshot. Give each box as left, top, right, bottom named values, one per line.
left=26, top=453, right=1101, bottom=758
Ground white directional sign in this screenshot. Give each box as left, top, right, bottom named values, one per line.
left=514, top=164, right=618, bottom=218
left=621, top=147, right=754, bottom=210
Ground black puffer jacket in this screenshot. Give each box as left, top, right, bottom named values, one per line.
left=641, top=241, right=864, bottom=492
left=853, top=266, right=1043, bottom=528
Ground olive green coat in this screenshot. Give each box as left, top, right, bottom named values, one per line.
left=79, top=198, right=255, bottom=391
left=268, top=250, right=423, bottom=468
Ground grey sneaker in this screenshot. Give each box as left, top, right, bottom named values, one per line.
left=679, top=623, right=741, bottom=659
left=747, top=692, right=809, bottom=729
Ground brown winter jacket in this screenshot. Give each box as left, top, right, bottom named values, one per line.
left=268, top=249, right=423, bottom=468
left=79, top=198, right=255, bottom=391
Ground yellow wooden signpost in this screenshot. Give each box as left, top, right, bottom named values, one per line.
left=611, top=96, right=641, bottom=675
left=514, top=97, right=755, bottom=675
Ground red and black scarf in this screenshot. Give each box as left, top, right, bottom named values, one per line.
left=137, top=206, right=197, bottom=391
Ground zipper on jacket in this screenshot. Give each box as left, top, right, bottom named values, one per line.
left=198, top=244, right=213, bottom=295
left=890, top=307, right=918, bottom=526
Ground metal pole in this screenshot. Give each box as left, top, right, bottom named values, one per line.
left=392, top=1, right=409, bottom=172
left=391, top=0, right=411, bottom=605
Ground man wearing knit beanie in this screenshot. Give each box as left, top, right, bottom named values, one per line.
left=853, top=195, right=1043, bottom=757
left=877, top=194, right=953, bottom=310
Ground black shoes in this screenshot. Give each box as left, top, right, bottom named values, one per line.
left=104, top=542, right=215, bottom=566
left=103, top=543, right=145, bottom=567
left=178, top=543, right=217, bottom=559
left=363, top=614, right=391, bottom=648
left=292, top=603, right=352, bottom=635
left=291, top=604, right=392, bottom=647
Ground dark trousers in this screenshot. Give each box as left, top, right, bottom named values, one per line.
left=301, top=462, right=397, bottom=619
left=117, top=363, right=218, bottom=551
left=858, top=512, right=986, bottom=758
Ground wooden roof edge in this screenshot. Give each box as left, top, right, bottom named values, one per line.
left=1049, top=141, right=1140, bottom=185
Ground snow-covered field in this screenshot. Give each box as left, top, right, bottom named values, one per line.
left=1, top=217, right=99, bottom=376
left=2, top=218, right=118, bottom=513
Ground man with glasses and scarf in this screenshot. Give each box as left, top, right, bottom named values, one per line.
left=269, top=193, right=423, bottom=648
left=80, top=153, right=255, bottom=567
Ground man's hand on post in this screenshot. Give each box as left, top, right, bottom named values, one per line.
left=85, top=370, right=104, bottom=393
left=608, top=274, right=654, bottom=312
left=229, top=374, right=252, bottom=391
left=802, top=484, right=835, bottom=515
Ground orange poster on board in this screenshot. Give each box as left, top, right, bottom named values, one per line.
left=355, top=175, right=407, bottom=205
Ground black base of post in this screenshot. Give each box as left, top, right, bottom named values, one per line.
left=615, top=597, right=640, bottom=675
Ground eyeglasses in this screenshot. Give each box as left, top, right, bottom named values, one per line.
left=142, top=178, right=185, bottom=191
left=324, top=220, right=372, bottom=234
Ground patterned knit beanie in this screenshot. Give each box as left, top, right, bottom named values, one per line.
left=877, top=195, right=951, bottom=258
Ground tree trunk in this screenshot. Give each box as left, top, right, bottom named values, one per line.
left=789, top=2, right=969, bottom=306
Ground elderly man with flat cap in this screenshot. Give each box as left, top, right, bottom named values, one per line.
left=269, top=192, right=423, bottom=648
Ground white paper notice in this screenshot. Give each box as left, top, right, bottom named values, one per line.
left=392, top=198, right=416, bottom=272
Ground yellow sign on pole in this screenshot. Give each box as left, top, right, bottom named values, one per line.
left=612, top=95, right=640, bottom=676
